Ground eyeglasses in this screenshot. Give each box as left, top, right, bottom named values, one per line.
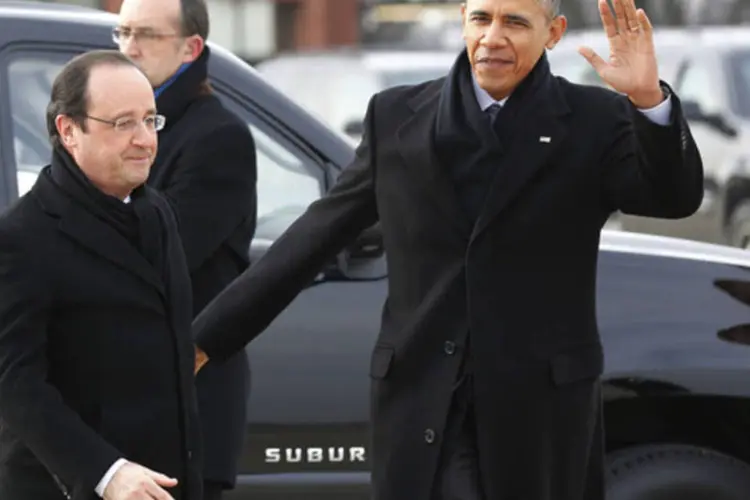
left=85, top=114, right=166, bottom=133
left=112, top=27, right=181, bottom=45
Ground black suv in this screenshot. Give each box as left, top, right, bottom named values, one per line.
left=2, top=3, right=750, bottom=500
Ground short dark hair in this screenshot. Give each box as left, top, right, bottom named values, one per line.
left=45, top=50, right=139, bottom=147
left=179, top=0, right=209, bottom=40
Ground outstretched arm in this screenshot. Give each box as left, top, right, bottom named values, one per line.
left=193, top=95, right=381, bottom=366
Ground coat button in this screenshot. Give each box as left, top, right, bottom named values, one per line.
left=444, top=341, right=456, bottom=355
left=424, top=428, right=436, bottom=444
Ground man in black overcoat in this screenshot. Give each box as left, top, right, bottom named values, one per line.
left=116, top=1, right=258, bottom=498
left=0, top=51, right=202, bottom=500
left=191, top=0, right=704, bottom=499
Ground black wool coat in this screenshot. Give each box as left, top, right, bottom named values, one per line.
left=193, top=51, right=704, bottom=500
left=0, top=160, right=202, bottom=500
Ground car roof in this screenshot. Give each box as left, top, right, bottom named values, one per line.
left=0, top=0, right=114, bottom=24
left=601, top=229, right=750, bottom=269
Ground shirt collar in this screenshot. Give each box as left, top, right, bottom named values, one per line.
left=471, top=69, right=508, bottom=111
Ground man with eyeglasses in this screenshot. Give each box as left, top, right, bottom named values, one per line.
left=114, top=1, right=257, bottom=499
left=0, top=50, right=203, bottom=500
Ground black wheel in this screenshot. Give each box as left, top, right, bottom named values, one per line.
left=606, top=444, right=750, bottom=500
left=728, top=200, right=750, bottom=249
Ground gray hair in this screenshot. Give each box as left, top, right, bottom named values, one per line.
left=540, top=0, right=561, bottom=18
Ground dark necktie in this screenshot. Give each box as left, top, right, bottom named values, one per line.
left=486, top=102, right=502, bottom=127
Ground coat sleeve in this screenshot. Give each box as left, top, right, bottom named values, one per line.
left=193, top=95, right=381, bottom=361
left=161, top=121, right=257, bottom=272
left=0, top=231, right=122, bottom=500
left=601, top=83, right=705, bottom=218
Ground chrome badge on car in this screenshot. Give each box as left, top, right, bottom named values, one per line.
left=265, top=446, right=367, bottom=464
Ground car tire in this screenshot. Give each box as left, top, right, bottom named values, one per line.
left=728, top=200, right=750, bottom=249
left=605, top=444, right=750, bottom=500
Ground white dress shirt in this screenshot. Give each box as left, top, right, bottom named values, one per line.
left=470, top=72, right=673, bottom=126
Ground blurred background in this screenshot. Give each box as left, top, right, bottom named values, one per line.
left=19, top=0, right=750, bottom=250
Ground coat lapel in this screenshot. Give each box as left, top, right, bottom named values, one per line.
left=396, top=81, right=472, bottom=238
left=471, top=78, right=571, bottom=241
left=33, top=174, right=166, bottom=296
left=58, top=212, right=166, bottom=296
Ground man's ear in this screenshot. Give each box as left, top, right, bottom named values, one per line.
left=547, top=14, right=567, bottom=49
left=55, top=114, right=77, bottom=147
left=183, top=35, right=205, bottom=63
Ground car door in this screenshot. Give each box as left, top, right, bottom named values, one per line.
left=209, top=83, right=381, bottom=497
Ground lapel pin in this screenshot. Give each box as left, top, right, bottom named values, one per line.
left=539, top=136, right=551, bottom=143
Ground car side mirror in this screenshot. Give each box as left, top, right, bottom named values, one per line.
left=343, top=119, right=364, bottom=137
left=682, top=99, right=738, bottom=138
left=327, top=223, right=387, bottom=281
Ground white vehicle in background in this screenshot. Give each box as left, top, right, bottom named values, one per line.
left=256, top=48, right=455, bottom=142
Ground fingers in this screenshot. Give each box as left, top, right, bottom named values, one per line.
left=578, top=46, right=608, bottom=76
left=612, top=0, right=629, bottom=34
left=598, top=0, right=617, bottom=38
left=145, top=480, right=175, bottom=500
left=143, top=467, right=178, bottom=487
left=142, top=468, right=176, bottom=500
left=623, top=0, right=640, bottom=32
left=637, top=7, right=653, bottom=38
left=194, top=346, right=209, bottom=375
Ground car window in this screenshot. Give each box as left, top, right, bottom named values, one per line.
left=6, top=52, right=323, bottom=242
left=7, top=52, right=72, bottom=196
left=217, top=96, right=324, bottom=242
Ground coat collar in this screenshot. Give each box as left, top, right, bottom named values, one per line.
left=156, top=46, right=211, bottom=129
left=32, top=167, right=166, bottom=296
left=396, top=49, right=571, bottom=242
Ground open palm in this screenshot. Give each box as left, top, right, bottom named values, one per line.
left=579, top=0, right=660, bottom=101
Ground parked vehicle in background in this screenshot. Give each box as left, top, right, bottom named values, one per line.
left=255, top=48, right=455, bottom=141
left=3, top=4, right=750, bottom=499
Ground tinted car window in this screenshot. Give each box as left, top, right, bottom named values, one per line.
left=217, top=96, right=324, bottom=242
left=6, top=50, right=324, bottom=243
left=7, top=53, right=72, bottom=196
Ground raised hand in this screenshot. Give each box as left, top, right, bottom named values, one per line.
left=103, top=462, right=177, bottom=500
left=578, top=0, right=664, bottom=108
